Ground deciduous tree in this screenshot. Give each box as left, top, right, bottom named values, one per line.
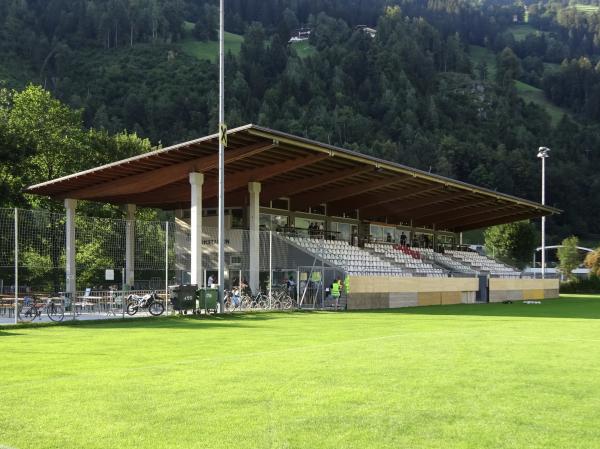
left=484, top=221, right=537, bottom=269
left=557, top=236, right=580, bottom=281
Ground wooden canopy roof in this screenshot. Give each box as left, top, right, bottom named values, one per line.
left=26, top=124, right=560, bottom=232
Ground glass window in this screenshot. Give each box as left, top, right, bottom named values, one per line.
left=260, top=213, right=272, bottom=230
left=260, top=213, right=289, bottom=231
left=295, top=217, right=324, bottom=237
left=331, top=222, right=351, bottom=242
left=231, top=209, right=244, bottom=228
left=381, top=225, right=394, bottom=243
left=370, top=224, right=382, bottom=241
left=395, top=229, right=410, bottom=245
left=311, top=204, right=326, bottom=215
left=338, top=223, right=351, bottom=242
left=273, top=215, right=288, bottom=230
left=271, top=198, right=289, bottom=210
left=413, top=232, right=433, bottom=248
left=295, top=217, right=311, bottom=230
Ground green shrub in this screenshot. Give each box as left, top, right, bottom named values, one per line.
left=560, top=275, right=600, bottom=293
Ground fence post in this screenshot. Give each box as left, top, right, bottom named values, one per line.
left=122, top=267, right=126, bottom=319
left=321, top=232, right=325, bottom=309
left=269, top=231, right=272, bottom=308
left=165, top=221, right=169, bottom=314
left=14, top=208, right=18, bottom=324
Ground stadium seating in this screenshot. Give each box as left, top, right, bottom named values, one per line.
left=420, top=248, right=475, bottom=275
left=284, top=238, right=518, bottom=278
left=445, top=250, right=521, bottom=277
left=285, top=237, right=410, bottom=276
left=364, top=243, right=446, bottom=277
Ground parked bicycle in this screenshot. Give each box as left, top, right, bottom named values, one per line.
left=126, top=291, right=164, bottom=316
left=269, top=287, right=294, bottom=310
left=224, top=288, right=268, bottom=311
left=18, top=296, right=65, bottom=322
left=223, top=288, right=239, bottom=312
left=241, top=290, right=268, bottom=310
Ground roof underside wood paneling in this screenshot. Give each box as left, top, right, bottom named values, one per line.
left=26, top=124, right=560, bottom=232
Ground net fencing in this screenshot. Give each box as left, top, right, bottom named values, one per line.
left=0, top=208, right=327, bottom=294
left=0, top=207, right=350, bottom=324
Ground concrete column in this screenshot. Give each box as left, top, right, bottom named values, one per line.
left=64, top=199, right=77, bottom=295
left=248, top=181, right=261, bottom=294
left=125, top=204, right=136, bottom=288
left=189, top=173, right=204, bottom=286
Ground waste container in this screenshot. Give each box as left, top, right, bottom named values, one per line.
left=197, top=288, right=218, bottom=314
left=170, top=284, right=198, bottom=313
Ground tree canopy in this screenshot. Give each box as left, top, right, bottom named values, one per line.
left=0, top=1, right=599, bottom=243
left=557, top=236, right=581, bottom=280
left=484, top=221, right=538, bottom=269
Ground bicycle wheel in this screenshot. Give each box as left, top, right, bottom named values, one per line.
left=18, top=305, right=37, bottom=322
left=47, top=303, right=65, bottom=322
left=241, top=297, right=252, bottom=310
left=126, top=303, right=138, bottom=316
left=148, top=302, right=164, bottom=316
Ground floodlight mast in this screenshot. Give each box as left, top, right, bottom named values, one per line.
left=218, top=0, right=225, bottom=311
left=537, top=147, right=550, bottom=280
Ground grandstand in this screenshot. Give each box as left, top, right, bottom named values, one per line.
left=24, top=124, right=561, bottom=309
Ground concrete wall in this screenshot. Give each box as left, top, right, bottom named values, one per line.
left=489, top=278, right=559, bottom=302
left=346, top=276, right=560, bottom=310
left=348, top=276, right=479, bottom=310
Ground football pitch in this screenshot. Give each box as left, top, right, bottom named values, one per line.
left=2, top=295, right=600, bottom=449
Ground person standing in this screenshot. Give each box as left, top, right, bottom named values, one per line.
left=331, top=278, right=341, bottom=309
left=351, top=229, right=359, bottom=246
left=287, top=275, right=296, bottom=300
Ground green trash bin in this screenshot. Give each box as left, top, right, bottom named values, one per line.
left=197, top=288, right=218, bottom=314
left=170, top=284, right=198, bottom=313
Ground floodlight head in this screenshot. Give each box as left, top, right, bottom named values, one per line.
left=537, top=146, right=550, bottom=158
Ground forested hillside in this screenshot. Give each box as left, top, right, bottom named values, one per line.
left=0, top=0, right=599, bottom=240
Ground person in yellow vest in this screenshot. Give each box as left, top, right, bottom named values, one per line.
left=331, top=278, right=342, bottom=309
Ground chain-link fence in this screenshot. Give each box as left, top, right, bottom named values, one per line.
left=0, top=208, right=342, bottom=324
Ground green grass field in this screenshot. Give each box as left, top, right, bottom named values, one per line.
left=290, top=40, right=317, bottom=58
left=506, top=24, right=544, bottom=41
left=469, top=44, right=498, bottom=78
left=469, top=45, right=569, bottom=124
left=515, top=80, right=568, bottom=124
left=2, top=295, right=600, bottom=449
left=180, top=31, right=244, bottom=61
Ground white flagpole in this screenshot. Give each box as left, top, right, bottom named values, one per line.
left=217, top=0, right=226, bottom=312
left=14, top=208, right=18, bottom=324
